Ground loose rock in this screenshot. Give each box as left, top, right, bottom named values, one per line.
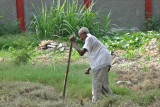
left=37, top=40, right=69, bottom=52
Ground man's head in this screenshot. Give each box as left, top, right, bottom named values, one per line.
left=78, top=27, right=89, bottom=41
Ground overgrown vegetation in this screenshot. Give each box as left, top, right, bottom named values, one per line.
left=0, top=0, right=160, bottom=106
left=0, top=12, right=20, bottom=36
left=100, top=31, right=160, bottom=50
left=0, top=31, right=159, bottom=106
left=29, top=0, right=111, bottom=39
left=146, top=14, right=160, bottom=31
left=0, top=33, right=39, bottom=49
left=0, top=21, right=20, bottom=36
left=8, top=37, right=35, bottom=64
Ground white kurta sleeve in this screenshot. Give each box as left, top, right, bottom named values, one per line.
left=82, top=36, right=93, bottom=51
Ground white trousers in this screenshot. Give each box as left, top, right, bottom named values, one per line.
left=92, top=65, right=113, bottom=103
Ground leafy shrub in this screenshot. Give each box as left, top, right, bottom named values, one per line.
left=0, top=33, right=40, bottom=50
left=101, top=31, right=160, bottom=50
left=9, top=48, right=31, bottom=64
left=8, top=37, right=34, bottom=64
left=145, top=14, right=160, bottom=31
left=0, top=21, right=20, bottom=36
left=0, top=11, right=20, bottom=36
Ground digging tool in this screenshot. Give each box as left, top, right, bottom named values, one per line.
left=62, top=42, right=72, bottom=98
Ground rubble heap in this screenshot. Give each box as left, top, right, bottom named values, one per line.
left=37, top=40, right=69, bottom=52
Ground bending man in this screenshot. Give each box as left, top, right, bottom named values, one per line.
left=70, top=27, right=113, bottom=102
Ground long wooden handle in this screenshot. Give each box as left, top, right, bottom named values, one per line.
left=62, top=42, right=72, bottom=98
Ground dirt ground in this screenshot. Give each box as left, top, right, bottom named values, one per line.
left=112, top=38, right=160, bottom=91
left=110, top=38, right=160, bottom=107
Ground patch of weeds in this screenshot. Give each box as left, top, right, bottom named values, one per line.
left=145, top=55, right=151, bottom=61
left=96, top=95, right=119, bottom=107
left=37, top=60, right=42, bottom=65
left=122, top=52, right=127, bottom=58
left=140, top=46, right=146, bottom=54
left=72, top=48, right=79, bottom=59
left=112, top=86, right=131, bottom=96
left=8, top=37, right=35, bottom=65
left=31, top=51, right=44, bottom=57
left=131, top=91, right=158, bottom=106
left=143, top=65, right=148, bottom=72
left=122, top=51, right=135, bottom=60
left=0, top=21, right=20, bottom=36
left=127, top=51, right=135, bottom=60
left=53, top=57, right=60, bottom=63
left=145, top=14, right=160, bottom=31
left=0, top=33, right=39, bottom=50
left=137, top=61, right=141, bottom=65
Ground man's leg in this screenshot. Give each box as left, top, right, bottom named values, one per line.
left=92, top=66, right=112, bottom=102
left=92, top=70, right=102, bottom=102
left=101, top=66, right=113, bottom=96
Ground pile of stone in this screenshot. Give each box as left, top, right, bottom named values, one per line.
left=0, top=58, right=4, bottom=62
left=37, top=40, right=69, bottom=52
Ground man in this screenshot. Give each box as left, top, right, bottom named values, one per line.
left=70, top=27, right=113, bottom=102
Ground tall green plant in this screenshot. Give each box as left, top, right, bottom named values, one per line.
left=51, top=0, right=66, bottom=35
left=31, top=2, right=48, bottom=39
left=62, top=0, right=80, bottom=34
left=30, top=0, right=111, bottom=39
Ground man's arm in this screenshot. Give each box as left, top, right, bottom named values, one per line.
left=72, top=42, right=87, bottom=56
left=85, top=67, right=91, bottom=74
left=70, top=35, right=87, bottom=56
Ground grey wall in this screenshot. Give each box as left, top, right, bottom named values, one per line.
left=24, top=0, right=53, bottom=27
left=152, top=0, right=160, bottom=15
left=0, top=0, right=160, bottom=29
left=93, top=0, right=145, bottom=28
left=23, top=0, right=84, bottom=28
left=0, top=0, right=17, bottom=22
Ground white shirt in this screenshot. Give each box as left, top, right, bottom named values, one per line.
left=83, top=34, right=112, bottom=72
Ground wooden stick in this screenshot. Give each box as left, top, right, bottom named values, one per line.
left=62, top=42, right=72, bottom=98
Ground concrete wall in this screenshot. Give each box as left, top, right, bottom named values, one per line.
left=0, top=0, right=17, bottom=22
left=152, top=0, right=160, bottom=15
left=93, top=0, right=145, bottom=28
left=0, top=0, right=160, bottom=29
left=23, top=0, right=84, bottom=28
left=24, top=0, right=53, bottom=27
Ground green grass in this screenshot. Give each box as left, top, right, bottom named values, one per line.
left=0, top=33, right=40, bottom=49
left=0, top=61, right=159, bottom=106
left=0, top=62, right=118, bottom=99
left=0, top=50, right=11, bottom=59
